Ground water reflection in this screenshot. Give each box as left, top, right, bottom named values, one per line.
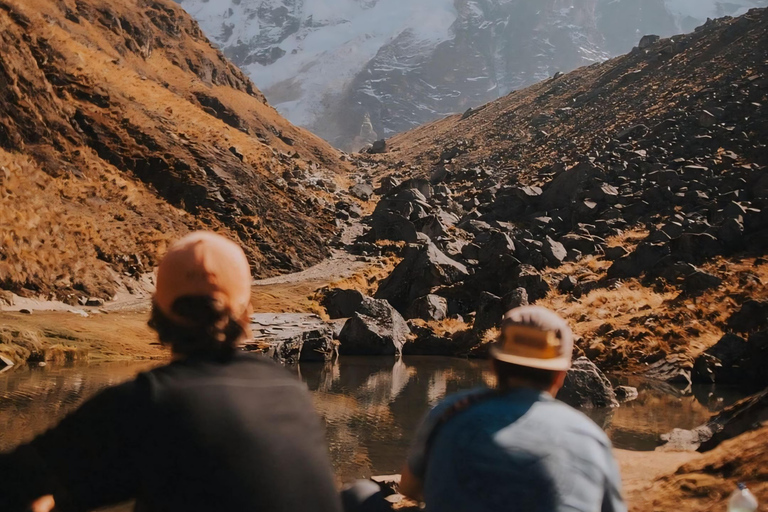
left=0, top=356, right=749, bottom=483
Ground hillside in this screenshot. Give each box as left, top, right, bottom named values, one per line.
left=0, top=0, right=351, bottom=304
left=342, top=8, right=768, bottom=385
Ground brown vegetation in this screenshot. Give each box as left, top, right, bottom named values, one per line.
left=0, top=0, right=349, bottom=304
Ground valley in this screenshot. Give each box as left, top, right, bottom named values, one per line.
left=1, top=0, right=768, bottom=510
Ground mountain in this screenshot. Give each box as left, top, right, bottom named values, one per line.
left=353, top=8, right=768, bottom=381
left=0, top=0, right=349, bottom=304
left=176, top=0, right=768, bottom=149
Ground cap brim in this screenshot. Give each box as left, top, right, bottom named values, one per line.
left=489, top=346, right=571, bottom=371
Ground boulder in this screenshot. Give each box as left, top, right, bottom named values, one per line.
left=320, top=288, right=366, bottom=319
left=473, top=292, right=503, bottom=332
left=638, top=34, right=661, bottom=48
left=349, top=183, right=374, bottom=201
left=682, top=271, right=722, bottom=295
left=501, top=287, right=529, bottom=310
left=406, top=294, right=448, bottom=322
left=693, top=331, right=768, bottom=390
left=727, top=300, right=768, bottom=333
left=558, top=357, right=619, bottom=409
left=338, top=299, right=410, bottom=355
left=542, top=236, right=567, bottom=265
left=370, top=139, right=387, bottom=154
left=273, top=327, right=335, bottom=364
left=670, top=233, right=723, bottom=264
left=540, top=162, right=602, bottom=210
left=502, top=264, right=550, bottom=301
left=614, top=386, right=639, bottom=403
left=377, top=176, right=400, bottom=194
left=607, top=242, right=670, bottom=278
left=404, top=322, right=477, bottom=356
left=376, top=243, right=469, bottom=313
left=371, top=212, right=418, bottom=243
left=558, top=276, right=577, bottom=293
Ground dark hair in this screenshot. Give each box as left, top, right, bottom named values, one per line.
left=491, top=358, right=560, bottom=390
left=148, top=296, right=246, bottom=357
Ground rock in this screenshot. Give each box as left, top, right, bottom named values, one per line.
left=557, top=276, right=577, bottom=293
left=338, top=299, right=410, bottom=355
left=638, top=34, right=661, bottom=49
left=604, top=246, right=629, bottom=261
left=699, top=110, right=717, bottom=127
left=717, top=217, right=745, bottom=249
left=349, top=183, right=374, bottom=201
left=644, top=354, right=692, bottom=385
left=682, top=271, right=722, bottom=295
left=558, top=357, right=619, bottom=409
left=693, top=331, right=768, bottom=390
left=320, top=288, right=366, bottom=319
left=607, top=242, right=670, bottom=278
left=377, top=176, right=401, bottom=194
left=0, top=354, right=15, bottom=369
left=19, top=309, right=32, bottom=315
left=406, top=294, right=448, bottom=322
left=542, top=236, right=567, bottom=265
left=370, top=139, right=387, bottom=154
left=540, top=162, right=602, bottom=210
left=727, top=300, right=768, bottom=333
left=473, top=292, right=503, bottom=332
left=376, top=242, right=469, bottom=313
left=503, top=265, right=550, bottom=302
left=274, top=327, right=335, bottom=364
left=404, top=322, right=476, bottom=356
left=477, top=231, right=516, bottom=264
left=670, top=233, right=722, bottom=264
left=698, top=389, right=768, bottom=451
left=371, top=212, right=419, bottom=243
left=501, top=287, right=529, bottom=310
left=614, top=386, right=638, bottom=403
left=85, top=297, right=105, bottom=307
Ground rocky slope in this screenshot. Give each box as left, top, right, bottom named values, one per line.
left=327, top=8, right=768, bottom=389
left=0, top=0, right=352, bottom=304
left=176, top=0, right=767, bottom=149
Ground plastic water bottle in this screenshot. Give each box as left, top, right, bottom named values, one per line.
left=728, top=483, right=758, bottom=512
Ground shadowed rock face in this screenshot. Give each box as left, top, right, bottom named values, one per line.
left=177, top=0, right=767, bottom=149
left=0, top=0, right=348, bottom=302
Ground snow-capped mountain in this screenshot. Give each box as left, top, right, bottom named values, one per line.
left=177, top=0, right=767, bottom=149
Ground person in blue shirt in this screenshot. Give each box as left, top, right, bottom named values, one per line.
left=399, top=305, right=627, bottom=512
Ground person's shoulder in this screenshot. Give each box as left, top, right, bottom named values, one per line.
left=429, top=387, right=493, bottom=417
left=544, top=399, right=612, bottom=446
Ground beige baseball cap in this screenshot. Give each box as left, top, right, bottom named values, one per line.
left=489, top=306, right=574, bottom=371
left=154, top=231, right=252, bottom=326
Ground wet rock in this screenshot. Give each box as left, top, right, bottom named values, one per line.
left=407, top=294, right=448, bottom=322
left=274, top=327, right=335, bottom=364
left=338, top=299, right=410, bottom=355
left=376, top=242, right=468, bottom=313
left=558, top=357, right=619, bottom=409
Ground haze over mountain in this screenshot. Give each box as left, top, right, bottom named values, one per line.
left=176, top=0, right=768, bottom=149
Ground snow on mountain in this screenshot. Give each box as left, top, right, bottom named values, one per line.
left=176, top=0, right=768, bottom=149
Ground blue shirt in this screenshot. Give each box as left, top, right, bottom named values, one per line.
left=407, top=387, right=626, bottom=512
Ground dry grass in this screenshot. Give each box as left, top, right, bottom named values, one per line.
left=326, top=256, right=402, bottom=297
left=538, top=229, right=768, bottom=372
